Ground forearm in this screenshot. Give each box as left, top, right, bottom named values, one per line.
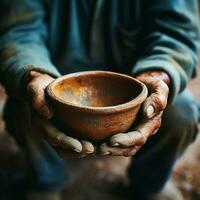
left=132, top=0, right=200, bottom=103
left=0, top=0, right=60, bottom=97
left=0, top=42, right=60, bottom=96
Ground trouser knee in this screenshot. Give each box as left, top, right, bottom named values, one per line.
left=162, top=91, right=199, bottom=152
left=128, top=91, right=199, bottom=197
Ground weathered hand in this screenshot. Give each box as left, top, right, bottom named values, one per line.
left=24, top=71, right=95, bottom=159
left=24, top=71, right=55, bottom=119
left=31, top=114, right=95, bottom=159
left=98, top=71, right=170, bottom=156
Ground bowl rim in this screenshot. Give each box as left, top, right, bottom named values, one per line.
left=46, top=71, right=148, bottom=114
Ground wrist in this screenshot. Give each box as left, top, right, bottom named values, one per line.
left=135, top=70, right=170, bottom=86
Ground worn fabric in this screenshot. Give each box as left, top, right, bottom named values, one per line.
left=3, top=90, right=199, bottom=193
left=4, top=99, right=66, bottom=192
left=0, top=0, right=199, bottom=102
left=1, top=0, right=200, bottom=196
left=128, top=90, right=199, bottom=197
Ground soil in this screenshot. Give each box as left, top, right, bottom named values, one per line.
left=0, top=69, right=199, bottom=200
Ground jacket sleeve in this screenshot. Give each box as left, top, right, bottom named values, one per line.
left=132, top=0, right=200, bottom=103
left=0, top=0, right=60, bottom=97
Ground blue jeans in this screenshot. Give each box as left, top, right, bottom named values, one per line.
left=3, top=90, right=199, bottom=195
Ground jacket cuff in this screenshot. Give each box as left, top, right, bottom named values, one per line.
left=6, top=63, right=61, bottom=97
left=131, top=57, right=188, bottom=104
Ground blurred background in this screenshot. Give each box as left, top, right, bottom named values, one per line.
left=0, top=66, right=199, bottom=200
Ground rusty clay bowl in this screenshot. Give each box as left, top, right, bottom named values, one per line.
left=46, top=71, right=148, bottom=142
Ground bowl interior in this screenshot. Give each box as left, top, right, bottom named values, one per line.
left=51, top=73, right=143, bottom=108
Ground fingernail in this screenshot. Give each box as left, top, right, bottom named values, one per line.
left=146, top=105, right=154, bottom=118
left=111, top=142, right=119, bottom=147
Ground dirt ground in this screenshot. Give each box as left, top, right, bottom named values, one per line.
left=0, top=69, right=199, bottom=200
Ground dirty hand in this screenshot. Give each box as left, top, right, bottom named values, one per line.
left=24, top=71, right=95, bottom=159
left=99, top=71, right=170, bottom=156
left=31, top=114, right=95, bottom=159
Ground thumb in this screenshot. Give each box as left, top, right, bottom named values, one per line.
left=26, top=72, right=54, bottom=119
left=143, top=81, right=169, bottom=119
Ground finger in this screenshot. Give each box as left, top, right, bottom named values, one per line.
left=41, top=121, right=82, bottom=152
left=59, top=135, right=82, bottom=152
left=26, top=75, right=54, bottom=119
left=142, top=79, right=169, bottom=118
left=134, top=112, right=162, bottom=142
left=144, top=81, right=169, bottom=118
left=109, top=132, right=143, bottom=147
left=99, top=143, right=141, bottom=157
left=31, top=116, right=83, bottom=152
left=81, top=140, right=95, bottom=154
left=27, top=82, right=52, bottom=119
left=109, top=113, right=162, bottom=147
left=55, top=141, right=95, bottom=160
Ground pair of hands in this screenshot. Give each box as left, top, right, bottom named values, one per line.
left=24, top=70, right=170, bottom=159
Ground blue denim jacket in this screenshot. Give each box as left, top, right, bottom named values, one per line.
left=0, top=0, right=199, bottom=102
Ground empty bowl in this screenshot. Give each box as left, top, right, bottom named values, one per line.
left=46, top=71, right=148, bottom=142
